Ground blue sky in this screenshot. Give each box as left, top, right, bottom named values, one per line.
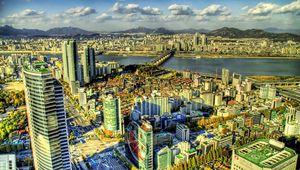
left=0, top=0, right=299, bottom=31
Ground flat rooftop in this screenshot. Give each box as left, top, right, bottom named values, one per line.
left=235, top=139, right=297, bottom=168
left=23, top=61, right=49, bottom=73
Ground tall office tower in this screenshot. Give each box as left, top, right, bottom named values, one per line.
left=62, top=40, right=81, bottom=89
left=232, top=73, right=241, bottom=87
left=222, top=68, right=230, bottom=85
left=176, top=123, right=190, bottom=141
left=138, top=120, right=153, bottom=170
left=82, top=47, right=96, bottom=84
left=193, top=33, right=200, bottom=46
left=0, top=154, right=16, bottom=170
left=231, top=139, right=298, bottom=170
left=103, top=94, right=123, bottom=134
left=156, top=146, right=172, bottom=170
left=23, top=62, right=71, bottom=170
left=201, top=34, right=208, bottom=46
left=259, top=84, right=276, bottom=100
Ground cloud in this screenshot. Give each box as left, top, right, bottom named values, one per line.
left=199, top=4, right=230, bottom=16
left=96, top=13, right=113, bottom=22
left=141, top=6, right=161, bottom=15
left=63, top=7, right=96, bottom=17
left=274, top=0, right=300, bottom=14
left=247, top=3, right=279, bottom=16
left=0, top=9, right=48, bottom=28
left=111, top=2, right=161, bottom=15
left=242, top=6, right=249, bottom=11
left=168, top=4, right=194, bottom=15
left=9, top=9, right=45, bottom=18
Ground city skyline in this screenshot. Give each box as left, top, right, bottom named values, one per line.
left=0, top=0, right=300, bottom=31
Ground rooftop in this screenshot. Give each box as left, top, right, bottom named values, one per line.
left=23, top=61, right=49, bottom=73
left=235, top=139, right=297, bottom=168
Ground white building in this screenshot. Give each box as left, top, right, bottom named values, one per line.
left=0, top=154, right=16, bottom=170
left=176, top=123, right=190, bottom=141
left=231, top=139, right=298, bottom=170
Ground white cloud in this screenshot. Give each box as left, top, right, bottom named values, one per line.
left=63, top=7, right=96, bottom=17
left=168, top=4, right=194, bottom=15
left=0, top=9, right=49, bottom=29
left=199, top=4, right=230, bottom=16
left=111, top=2, right=161, bottom=15
left=141, top=6, right=161, bottom=15
left=247, top=3, right=279, bottom=16
left=242, top=6, right=249, bottom=11
left=274, top=0, right=300, bottom=14
left=96, top=13, right=113, bottom=22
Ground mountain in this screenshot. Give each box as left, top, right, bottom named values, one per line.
left=46, top=27, right=94, bottom=36
left=113, top=27, right=210, bottom=34
left=208, top=27, right=300, bottom=41
left=264, top=27, right=300, bottom=35
left=0, top=25, right=95, bottom=37
left=112, top=27, right=174, bottom=34
left=0, top=25, right=46, bottom=36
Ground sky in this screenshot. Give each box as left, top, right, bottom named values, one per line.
left=0, top=0, right=299, bottom=32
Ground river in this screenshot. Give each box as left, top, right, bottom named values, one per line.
left=96, top=55, right=300, bottom=76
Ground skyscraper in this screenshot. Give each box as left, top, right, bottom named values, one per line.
left=23, top=62, right=71, bottom=170
left=62, top=40, right=81, bottom=93
left=82, top=47, right=96, bottom=84
left=222, top=68, right=230, bottom=85
left=0, top=154, right=16, bottom=170
left=103, top=94, right=123, bottom=134
left=138, top=120, right=153, bottom=170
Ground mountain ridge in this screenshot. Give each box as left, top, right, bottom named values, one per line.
left=0, top=25, right=299, bottom=41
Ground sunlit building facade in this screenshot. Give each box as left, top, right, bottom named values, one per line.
left=23, top=62, right=71, bottom=170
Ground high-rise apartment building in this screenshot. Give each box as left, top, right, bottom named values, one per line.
left=82, top=47, right=96, bottom=84
left=138, top=120, right=153, bottom=170
left=23, top=62, right=71, bottom=170
left=259, top=84, right=276, bottom=100
left=231, top=139, right=298, bottom=170
left=103, top=94, right=123, bottom=134
left=222, top=68, right=230, bottom=85
left=137, top=91, right=171, bottom=117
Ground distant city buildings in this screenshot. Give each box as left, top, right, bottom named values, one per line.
left=23, top=62, right=71, bottom=170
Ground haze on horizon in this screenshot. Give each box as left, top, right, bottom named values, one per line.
left=0, top=0, right=300, bottom=32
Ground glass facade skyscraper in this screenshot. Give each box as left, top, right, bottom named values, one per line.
left=23, top=62, right=71, bottom=170
left=82, top=47, right=96, bottom=84
left=103, top=94, right=122, bottom=134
